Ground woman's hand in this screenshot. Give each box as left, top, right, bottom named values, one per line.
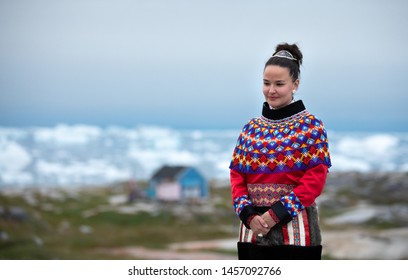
left=261, top=210, right=279, bottom=229
left=249, top=215, right=270, bottom=236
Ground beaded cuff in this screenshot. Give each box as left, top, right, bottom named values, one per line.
left=280, top=191, right=305, bottom=218
left=233, top=195, right=253, bottom=216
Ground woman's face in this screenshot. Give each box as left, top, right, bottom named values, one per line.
left=263, top=65, right=299, bottom=109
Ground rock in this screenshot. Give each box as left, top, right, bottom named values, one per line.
left=0, top=206, right=29, bottom=222
left=322, top=228, right=408, bottom=259
left=0, top=231, right=9, bottom=241
left=79, top=225, right=93, bottom=234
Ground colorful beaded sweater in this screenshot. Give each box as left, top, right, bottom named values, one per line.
left=229, top=100, right=331, bottom=229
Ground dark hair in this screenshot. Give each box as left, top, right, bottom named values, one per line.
left=264, top=43, right=303, bottom=81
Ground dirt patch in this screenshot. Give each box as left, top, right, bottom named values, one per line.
left=94, top=242, right=236, bottom=260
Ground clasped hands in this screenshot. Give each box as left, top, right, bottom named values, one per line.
left=249, top=211, right=276, bottom=237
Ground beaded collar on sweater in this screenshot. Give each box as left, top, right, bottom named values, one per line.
left=262, top=100, right=306, bottom=121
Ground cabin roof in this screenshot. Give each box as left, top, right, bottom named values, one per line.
left=151, top=165, right=188, bottom=181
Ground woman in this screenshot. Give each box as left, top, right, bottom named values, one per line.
left=229, top=43, right=331, bottom=260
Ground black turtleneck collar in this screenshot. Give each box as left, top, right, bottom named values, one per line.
left=262, top=100, right=306, bottom=120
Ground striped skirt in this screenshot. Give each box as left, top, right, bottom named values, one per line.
left=237, top=205, right=323, bottom=259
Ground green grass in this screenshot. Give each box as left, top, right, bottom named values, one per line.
left=0, top=184, right=237, bottom=259
left=3, top=175, right=405, bottom=259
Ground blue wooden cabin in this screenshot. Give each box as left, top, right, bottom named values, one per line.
left=147, top=165, right=208, bottom=201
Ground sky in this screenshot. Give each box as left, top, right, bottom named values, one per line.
left=1, top=0, right=408, bottom=132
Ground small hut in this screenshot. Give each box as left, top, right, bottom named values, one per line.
left=147, top=165, right=208, bottom=201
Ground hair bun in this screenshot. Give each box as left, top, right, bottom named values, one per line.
left=274, top=43, right=303, bottom=66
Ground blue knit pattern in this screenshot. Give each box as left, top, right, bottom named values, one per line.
left=280, top=191, right=305, bottom=217
left=233, top=195, right=252, bottom=216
